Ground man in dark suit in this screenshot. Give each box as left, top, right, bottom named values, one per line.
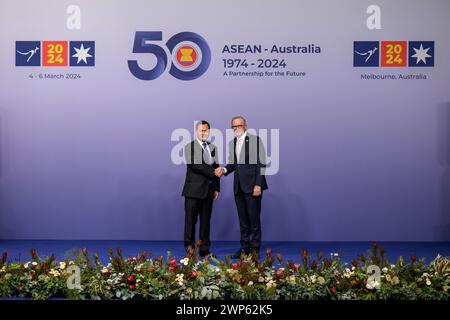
left=215, top=116, right=268, bottom=258
left=182, top=120, right=220, bottom=257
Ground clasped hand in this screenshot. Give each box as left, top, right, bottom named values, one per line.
left=214, top=167, right=224, bottom=177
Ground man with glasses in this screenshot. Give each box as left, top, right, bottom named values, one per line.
left=215, top=116, right=268, bottom=258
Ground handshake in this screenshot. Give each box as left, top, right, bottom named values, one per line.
left=214, top=167, right=225, bottom=177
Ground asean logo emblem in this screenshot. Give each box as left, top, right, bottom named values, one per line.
left=176, top=45, right=197, bottom=67
left=173, top=42, right=202, bottom=72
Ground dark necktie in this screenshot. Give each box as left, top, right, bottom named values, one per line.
left=202, top=142, right=211, bottom=164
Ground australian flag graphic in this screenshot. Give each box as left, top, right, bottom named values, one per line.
left=408, top=41, right=434, bottom=67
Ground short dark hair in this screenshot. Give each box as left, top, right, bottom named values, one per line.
left=196, top=120, right=210, bottom=130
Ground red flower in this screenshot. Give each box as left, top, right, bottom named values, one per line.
left=127, top=275, right=135, bottom=283
left=129, top=285, right=135, bottom=290
left=169, top=257, right=178, bottom=267
left=275, top=268, right=284, bottom=279
left=191, top=271, right=198, bottom=279
left=231, top=263, right=238, bottom=270
left=330, top=287, right=337, bottom=295
left=169, top=266, right=177, bottom=272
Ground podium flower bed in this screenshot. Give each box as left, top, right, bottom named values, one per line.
left=0, top=242, right=449, bottom=300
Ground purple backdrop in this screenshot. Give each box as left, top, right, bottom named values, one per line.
left=0, top=0, right=449, bottom=240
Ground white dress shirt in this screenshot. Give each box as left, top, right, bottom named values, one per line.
left=197, top=138, right=212, bottom=164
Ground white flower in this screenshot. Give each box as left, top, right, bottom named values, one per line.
left=351, top=266, right=356, bottom=271
left=49, top=269, right=61, bottom=277
left=382, top=267, right=388, bottom=273
left=176, top=273, right=184, bottom=286
left=318, top=276, right=325, bottom=285
left=310, top=275, right=317, bottom=283
left=426, top=279, right=431, bottom=286
left=330, top=252, right=339, bottom=257
left=101, top=267, right=109, bottom=274
left=288, top=275, right=296, bottom=285
left=180, top=257, right=189, bottom=266
left=23, top=262, right=30, bottom=269
left=59, top=262, right=66, bottom=270
left=248, top=281, right=253, bottom=286
left=386, top=275, right=391, bottom=282
left=258, top=276, right=265, bottom=283
left=69, top=261, right=75, bottom=265
left=0, top=266, right=6, bottom=273
left=32, top=262, right=38, bottom=266
left=266, top=280, right=276, bottom=289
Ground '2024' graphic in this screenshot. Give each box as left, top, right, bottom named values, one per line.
left=127, top=31, right=211, bottom=81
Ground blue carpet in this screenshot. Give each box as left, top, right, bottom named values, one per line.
left=1, top=240, right=449, bottom=265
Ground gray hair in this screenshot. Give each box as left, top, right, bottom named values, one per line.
left=231, top=115, right=246, bottom=125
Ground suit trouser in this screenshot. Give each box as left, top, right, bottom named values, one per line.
left=184, top=186, right=214, bottom=254
left=234, top=182, right=262, bottom=252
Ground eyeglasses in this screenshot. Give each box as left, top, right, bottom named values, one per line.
left=231, top=125, right=245, bottom=129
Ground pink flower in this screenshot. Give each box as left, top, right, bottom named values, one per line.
left=129, top=285, right=135, bottom=290
left=127, top=275, right=135, bottom=283
left=276, top=268, right=284, bottom=279
left=231, top=263, right=238, bottom=270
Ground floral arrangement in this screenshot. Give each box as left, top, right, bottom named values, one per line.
left=0, top=242, right=448, bottom=300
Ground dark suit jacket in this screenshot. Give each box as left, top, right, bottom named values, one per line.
left=182, top=140, right=220, bottom=199
left=224, top=133, right=268, bottom=194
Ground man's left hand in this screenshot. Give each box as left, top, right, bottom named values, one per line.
left=253, top=185, right=262, bottom=197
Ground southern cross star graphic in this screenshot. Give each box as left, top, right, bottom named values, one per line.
left=411, top=44, right=432, bottom=65
left=72, top=43, right=92, bottom=64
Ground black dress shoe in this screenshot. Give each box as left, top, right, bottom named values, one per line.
left=200, top=251, right=216, bottom=258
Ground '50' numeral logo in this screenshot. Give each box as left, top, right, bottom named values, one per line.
left=128, top=31, right=211, bottom=81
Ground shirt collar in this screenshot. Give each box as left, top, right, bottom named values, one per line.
left=197, top=138, right=208, bottom=148
left=237, top=131, right=247, bottom=141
